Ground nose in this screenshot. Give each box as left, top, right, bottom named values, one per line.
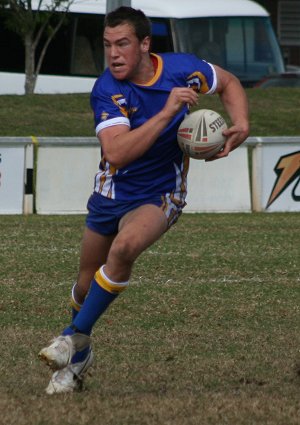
left=110, top=44, right=119, bottom=58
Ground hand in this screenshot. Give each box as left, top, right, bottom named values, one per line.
left=206, top=123, right=249, bottom=161
left=162, top=87, right=199, bottom=118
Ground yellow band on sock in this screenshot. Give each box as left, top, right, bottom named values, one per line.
left=70, top=297, right=81, bottom=312
left=70, top=283, right=82, bottom=311
left=95, top=268, right=128, bottom=295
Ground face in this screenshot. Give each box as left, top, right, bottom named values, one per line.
left=103, top=23, right=150, bottom=81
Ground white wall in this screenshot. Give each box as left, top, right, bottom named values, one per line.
left=0, top=72, right=96, bottom=95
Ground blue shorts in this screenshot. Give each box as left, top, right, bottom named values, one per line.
left=86, top=192, right=186, bottom=236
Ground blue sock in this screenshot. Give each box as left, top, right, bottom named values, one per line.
left=72, top=279, right=118, bottom=335
left=62, top=267, right=128, bottom=363
left=72, top=307, right=79, bottom=321
left=71, top=346, right=90, bottom=364
left=62, top=284, right=87, bottom=363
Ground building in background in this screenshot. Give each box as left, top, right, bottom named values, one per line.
left=0, top=0, right=287, bottom=93
left=257, top=0, right=300, bottom=69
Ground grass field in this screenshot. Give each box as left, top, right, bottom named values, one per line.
left=0, top=89, right=299, bottom=423
left=0, top=213, right=299, bottom=425
left=0, top=88, right=300, bottom=137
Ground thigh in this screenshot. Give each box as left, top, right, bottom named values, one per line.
left=118, top=203, right=168, bottom=257
left=104, top=204, right=168, bottom=282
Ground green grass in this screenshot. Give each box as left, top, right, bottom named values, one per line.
left=0, top=88, right=300, bottom=136
left=0, top=213, right=300, bottom=425
left=0, top=93, right=94, bottom=137
left=0, top=89, right=299, bottom=423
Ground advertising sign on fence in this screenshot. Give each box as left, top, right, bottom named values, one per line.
left=251, top=138, right=300, bottom=212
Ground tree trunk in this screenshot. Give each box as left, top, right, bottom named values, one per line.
left=24, top=33, right=37, bottom=95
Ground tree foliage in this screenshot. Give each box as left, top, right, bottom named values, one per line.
left=0, top=1, right=75, bottom=94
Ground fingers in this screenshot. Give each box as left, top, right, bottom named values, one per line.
left=164, top=88, right=199, bottom=116
left=223, top=123, right=249, bottom=143
left=174, top=88, right=199, bottom=107
left=205, top=124, right=249, bottom=161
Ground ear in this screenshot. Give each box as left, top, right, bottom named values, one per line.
left=141, top=36, right=151, bottom=52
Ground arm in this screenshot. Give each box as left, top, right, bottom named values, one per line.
left=98, top=87, right=198, bottom=169
left=208, top=65, right=250, bottom=161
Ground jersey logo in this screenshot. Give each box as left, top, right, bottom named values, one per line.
left=101, top=111, right=109, bottom=121
left=111, top=94, right=129, bottom=117
left=186, top=72, right=209, bottom=93
left=111, top=94, right=138, bottom=118
left=266, top=151, right=300, bottom=208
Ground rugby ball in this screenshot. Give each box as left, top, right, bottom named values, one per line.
left=177, top=109, right=227, bottom=160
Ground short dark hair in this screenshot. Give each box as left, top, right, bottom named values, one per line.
left=104, top=6, right=152, bottom=41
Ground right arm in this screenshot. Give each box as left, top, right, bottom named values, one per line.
left=98, top=87, right=198, bottom=169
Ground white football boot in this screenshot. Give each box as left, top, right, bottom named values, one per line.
left=45, top=349, right=94, bottom=395
left=38, top=333, right=91, bottom=370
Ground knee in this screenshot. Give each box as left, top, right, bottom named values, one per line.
left=109, top=236, right=139, bottom=265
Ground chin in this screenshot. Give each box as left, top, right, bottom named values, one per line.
left=110, top=68, right=128, bottom=80
left=114, top=75, right=127, bottom=80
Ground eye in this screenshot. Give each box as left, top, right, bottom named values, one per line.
left=118, top=40, right=129, bottom=47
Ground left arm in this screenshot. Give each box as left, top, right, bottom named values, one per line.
left=208, top=65, right=250, bottom=160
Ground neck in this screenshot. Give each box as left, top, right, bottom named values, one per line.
left=130, top=53, right=155, bottom=84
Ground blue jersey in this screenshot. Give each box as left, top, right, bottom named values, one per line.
left=90, top=52, right=217, bottom=201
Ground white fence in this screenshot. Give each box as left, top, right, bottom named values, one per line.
left=0, top=138, right=33, bottom=214
left=185, top=145, right=251, bottom=212
left=35, top=138, right=100, bottom=214
left=0, top=137, right=300, bottom=214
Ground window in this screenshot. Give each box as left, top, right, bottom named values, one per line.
left=70, top=14, right=104, bottom=76
left=151, top=19, right=173, bottom=53
left=173, top=17, right=284, bottom=85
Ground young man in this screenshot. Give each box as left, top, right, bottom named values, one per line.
left=39, top=6, right=249, bottom=394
